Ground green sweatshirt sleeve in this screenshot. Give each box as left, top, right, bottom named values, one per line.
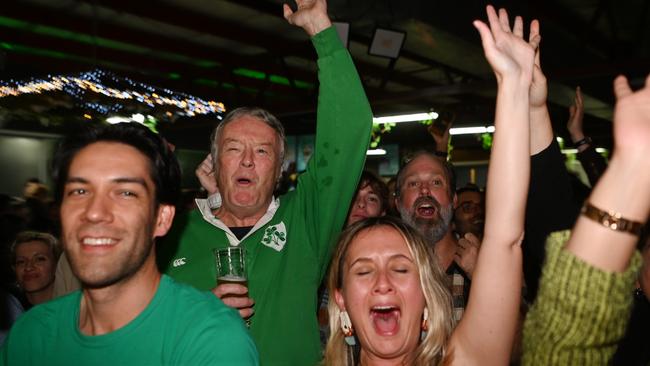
left=522, top=230, right=642, bottom=366
left=296, top=26, right=373, bottom=279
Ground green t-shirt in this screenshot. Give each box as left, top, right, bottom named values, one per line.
left=158, top=27, right=372, bottom=366
left=1, top=275, right=259, bottom=366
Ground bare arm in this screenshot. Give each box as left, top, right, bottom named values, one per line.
left=449, top=6, right=536, bottom=364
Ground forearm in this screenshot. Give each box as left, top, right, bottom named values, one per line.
left=484, top=79, right=530, bottom=244
left=460, top=78, right=529, bottom=365
left=565, top=155, right=650, bottom=272
left=529, top=105, right=553, bottom=155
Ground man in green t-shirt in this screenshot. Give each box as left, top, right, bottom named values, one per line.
left=1, top=123, right=258, bottom=366
left=158, top=1, right=373, bottom=365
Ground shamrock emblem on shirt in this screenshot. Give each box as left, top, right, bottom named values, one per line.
left=261, top=222, right=287, bottom=252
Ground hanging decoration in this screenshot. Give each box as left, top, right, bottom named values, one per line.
left=0, top=69, right=225, bottom=117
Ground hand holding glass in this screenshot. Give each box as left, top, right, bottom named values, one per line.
left=214, top=247, right=247, bottom=290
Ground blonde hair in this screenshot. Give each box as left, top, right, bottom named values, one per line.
left=323, top=216, right=455, bottom=365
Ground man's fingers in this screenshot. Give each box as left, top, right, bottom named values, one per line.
left=221, top=295, right=255, bottom=310
left=212, top=283, right=249, bottom=298
left=464, top=232, right=480, bottom=245
left=239, top=308, right=254, bottom=319
left=613, top=75, right=633, bottom=100
left=283, top=3, right=294, bottom=22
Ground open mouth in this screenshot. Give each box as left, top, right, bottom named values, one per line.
left=413, top=196, right=440, bottom=218
left=416, top=203, right=436, bottom=217
left=370, top=305, right=400, bottom=335
left=236, top=177, right=253, bottom=186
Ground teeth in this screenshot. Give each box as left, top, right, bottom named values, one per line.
left=83, top=238, right=115, bottom=246
left=373, top=306, right=395, bottom=310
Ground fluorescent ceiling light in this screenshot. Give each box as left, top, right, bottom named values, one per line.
left=373, top=112, right=438, bottom=124
left=449, top=126, right=495, bottom=135
left=367, top=148, right=387, bottom=156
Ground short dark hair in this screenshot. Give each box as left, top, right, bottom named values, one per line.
left=394, top=150, right=456, bottom=199
left=356, top=170, right=389, bottom=212
left=51, top=122, right=181, bottom=207
left=456, top=183, right=482, bottom=196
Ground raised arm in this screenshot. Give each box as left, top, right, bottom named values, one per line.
left=566, top=75, right=650, bottom=271
left=285, top=0, right=373, bottom=277
left=448, top=6, right=536, bottom=364
left=522, top=75, right=650, bottom=365
left=567, top=86, right=608, bottom=185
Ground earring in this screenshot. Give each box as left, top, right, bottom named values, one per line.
left=420, top=307, right=429, bottom=340
left=340, top=311, right=356, bottom=346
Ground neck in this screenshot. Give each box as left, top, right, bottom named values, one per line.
left=360, top=349, right=408, bottom=366
left=78, top=256, right=161, bottom=336
left=25, top=283, right=54, bottom=305
left=214, top=200, right=271, bottom=227
left=433, top=231, right=457, bottom=270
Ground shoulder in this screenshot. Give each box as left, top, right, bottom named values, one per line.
left=161, top=275, right=240, bottom=321
left=160, top=276, right=259, bottom=363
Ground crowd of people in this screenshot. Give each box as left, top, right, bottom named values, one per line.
left=1, top=1, right=649, bottom=365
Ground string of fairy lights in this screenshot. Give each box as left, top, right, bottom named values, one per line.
left=0, top=69, right=226, bottom=118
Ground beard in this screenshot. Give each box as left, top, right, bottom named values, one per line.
left=398, top=195, right=454, bottom=245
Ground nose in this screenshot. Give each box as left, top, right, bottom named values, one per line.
left=419, top=183, right=431, bottom=195
left=83, top=193, right=113, bottom=223
left=24, top=259, right=36, bottom=271
left=372, top=270, right=394, bottom=295
left=355, top=195, right=365, bottom=208
left=241, top=148, right=254, bottom=168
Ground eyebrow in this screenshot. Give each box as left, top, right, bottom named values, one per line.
left=223, top=138, right=275, bottom=146
left=66, top=176, right=150, bottom=191
left=349, top=253, right=414, bottom=267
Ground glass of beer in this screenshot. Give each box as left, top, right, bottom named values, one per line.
left=214, top=247, right=247, bottom=289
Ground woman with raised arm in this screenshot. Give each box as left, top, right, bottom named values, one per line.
left=523, top=75, right=650, bottom=365
left=322, top=5, right=538, bottom=365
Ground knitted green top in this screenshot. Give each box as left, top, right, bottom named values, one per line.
left=522, top=230, right=642, bottom=365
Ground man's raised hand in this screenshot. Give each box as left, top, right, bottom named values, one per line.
left=283, top=0, right=331, bottom=37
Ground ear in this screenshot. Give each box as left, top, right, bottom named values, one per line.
left=452, top=192, right=458, bottom=208
left=334, top=288, right=346, bottom=312
left=153, top=204, right=176, bottom=238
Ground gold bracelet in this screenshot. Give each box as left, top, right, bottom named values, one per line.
left=581, top=202, right=645, bottom=236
